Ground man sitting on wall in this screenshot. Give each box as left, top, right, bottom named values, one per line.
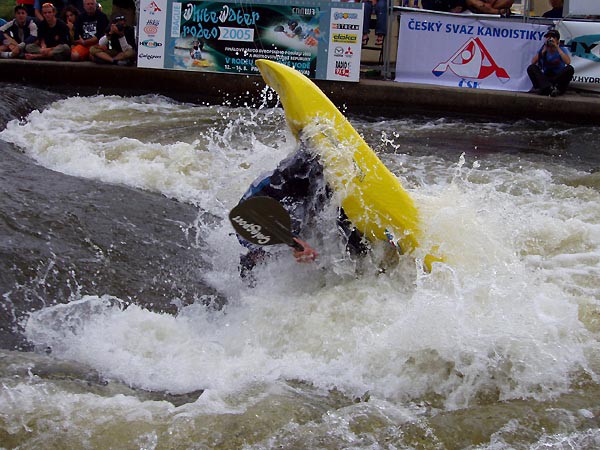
left=71, top=0, right=109, bottom=61
left=24, top=2, right=71, bottom=61
left=527, top=29, right=574, bottom=97
left=89, top=15, right=136, bottom=65
left=0, top=5, right=38, bottom=59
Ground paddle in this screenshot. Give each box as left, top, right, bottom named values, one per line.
left=229, top=196, right=304, bottom=251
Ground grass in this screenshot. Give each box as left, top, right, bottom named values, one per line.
left=0, top=0, right=113, bottom=21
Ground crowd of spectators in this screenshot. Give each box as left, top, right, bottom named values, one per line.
left=0, top=0, right=136, bottom=65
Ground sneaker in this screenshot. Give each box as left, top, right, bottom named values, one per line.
left=549, top=86, right=560, bottom=97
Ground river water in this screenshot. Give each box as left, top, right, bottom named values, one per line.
left=1, top=83, right=600, bottom=449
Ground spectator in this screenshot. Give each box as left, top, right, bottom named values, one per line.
left=0, top=5, right=38, bottom=59
left=421, top=0, right=513, bottom=15
left=19, top=0, right=36, bottom=18
left=71, top=0, right=108, bottom=61
left=110, top=0, right=136, bottom=28
left=362, top=0, right=387, bottom=46
left=61, top=4, right=79, bottom=44
left=89, top=15, right=136, bottom=65
left=527, top=29, right=574, bottom=97
left=542, top=0, right=563, bottom=18
left=34, top=0, right=65, bottom=22
left=24, top=2, right=70, bottom=61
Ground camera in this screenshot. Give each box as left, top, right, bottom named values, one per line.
left=116, top=23, right=124, bottom=32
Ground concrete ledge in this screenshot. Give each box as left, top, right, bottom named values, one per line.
left=1, top=59, right=599, bottom=124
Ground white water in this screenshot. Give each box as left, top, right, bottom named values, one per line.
left=2, top=95, right=600, bottom=448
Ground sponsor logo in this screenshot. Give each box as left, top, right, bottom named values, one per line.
left=230, top=215, right=271, bottom=244
left=432, top=37, right=509, bottom=84
left=332, top=23, right=360, bottom=31
left=141, top=39, right=163, bottom=48
left=567, top=35, right=600, bottom=63
left=144, top=25, right=158, bottom=35
left=332, top=33, right=357, bottom=44
left=335, top=67, right=350, bottom=77
left=139, top=53, right=162, bottom=60
left=292, top=7, right=317, bottom=16
left=144, top=1, right=162, bottom=15
left=333, top=46, right=354, bottom=58
left=334, top=12, right=358, bottom=20
left=335, top=60, right=351, bottom=77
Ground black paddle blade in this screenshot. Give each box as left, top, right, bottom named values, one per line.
left=229, top=197, right=303, bottom=250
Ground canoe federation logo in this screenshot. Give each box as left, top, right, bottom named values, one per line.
left=144, top=1, right=162, bottom=15
left=433, top=37, right=509, bottom=83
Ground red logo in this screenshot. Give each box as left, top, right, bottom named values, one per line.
left=144, top=25, right=158, bottom=35
left=335, top=68, right=350, bottom=77
left=433, top=37, right=509, bottom=82
left=144, top=1, right=162, bottom=14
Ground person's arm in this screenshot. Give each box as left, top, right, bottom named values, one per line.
left=26, top=20, right=39, bottom=44
left=531, top=44, right=546, bottom=65
left=0, top=20, right=12, bottom=33
left=117, top=35, right=132, bottom=52
left=34, top=0, right=43, bottom=22
left=81, top=35, right=99, bottom=46
left=465, top=0, right=503, bottom=14
left=292, top=238, right=318, bottom=263
left=552, top=41, right=571, bottom=65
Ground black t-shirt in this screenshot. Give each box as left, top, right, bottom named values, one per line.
left=542, top=8, right=563, bottom=18
left=421, top=0, right=466, bottom=12
left=38, top=19, right=70, bottom=47
left=74, top=10, right=109, bottom=40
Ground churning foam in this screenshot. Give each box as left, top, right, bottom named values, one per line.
left=6, top=95, right=600, bottom=412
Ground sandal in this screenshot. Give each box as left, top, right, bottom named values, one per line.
left=362, top=34, right=369, bottom=46
left=375, top=35, right=384, bottom=46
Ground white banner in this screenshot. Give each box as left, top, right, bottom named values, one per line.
left=137, top=0, right=168, bottom=69
left=558, top=20, right=600, bottom=92
left=565, top=0, right=600, bottom=16
left=395, top=12, right=547, bottom=92
left=327, top=7, right=364, bottom=82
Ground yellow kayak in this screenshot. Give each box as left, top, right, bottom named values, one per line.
left=255, top=59, right=442, bottom=269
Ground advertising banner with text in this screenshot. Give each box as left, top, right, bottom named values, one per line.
left=395, top=12, right=547, bottom=92
left=138, top=0, right=364, bottom=82
left=558, top=20, right=600, bottom=92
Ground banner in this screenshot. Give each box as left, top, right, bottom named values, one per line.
left=395, top=12, right=548, bottom=92
left=138, top=0, right=363, bottom=82
left=138, top=1, right=168, bottom=68
left=564, top=0, right=600, bottom=16
left=558, top=20, right=600, bottom=92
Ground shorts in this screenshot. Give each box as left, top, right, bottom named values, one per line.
left=71, top=44, right=91, bottom=60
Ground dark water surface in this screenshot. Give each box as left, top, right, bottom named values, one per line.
left=1, top=85, right=223, bottom=351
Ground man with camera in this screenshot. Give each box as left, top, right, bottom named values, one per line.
left=89, top=15, right=136, bottom=66
left=527, top=29, right=574, bottom=97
